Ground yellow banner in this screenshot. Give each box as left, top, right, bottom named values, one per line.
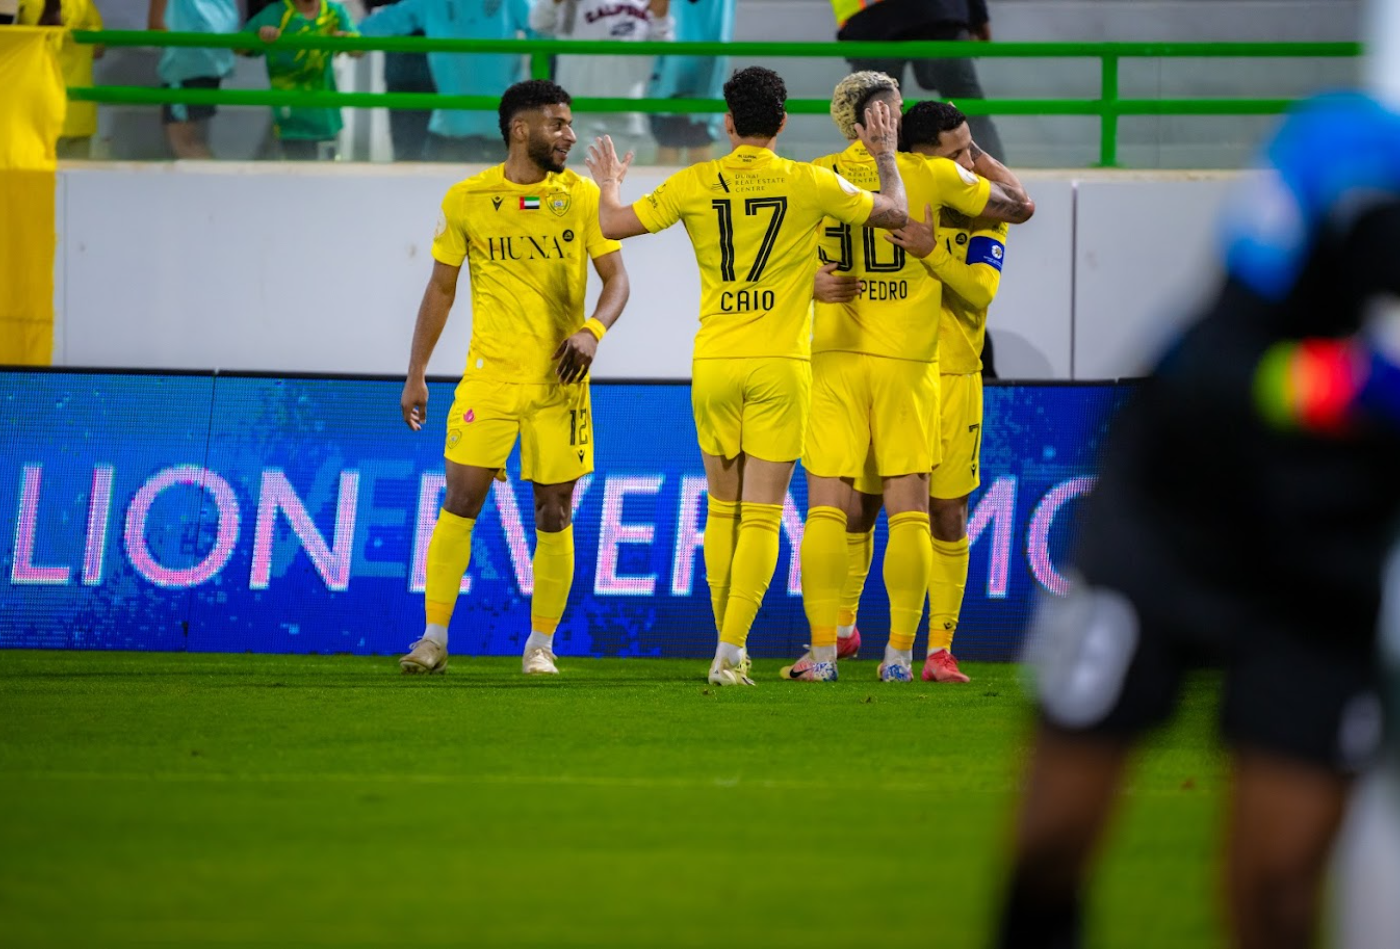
left=0, top=26, right=65, bottom=366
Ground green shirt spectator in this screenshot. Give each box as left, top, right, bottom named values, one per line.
left=245, top=0, right=359, bottom=157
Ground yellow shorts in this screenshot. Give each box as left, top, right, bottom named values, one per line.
left=443, top=376, right=593, bottom=485
left=929, top=372, right=984, bottom=500
left=691, top=357, right=810, bottom=462
left=812, top=352, right=936, bottom=482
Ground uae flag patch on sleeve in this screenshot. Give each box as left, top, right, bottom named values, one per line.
left=520, top=196, right=541, bottom=210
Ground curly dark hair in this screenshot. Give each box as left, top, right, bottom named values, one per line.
left=900, top=100, right=968, bottom=151
left=723, top=66, right=787, bottom=140
left=498, top=80, right=572, bottom=146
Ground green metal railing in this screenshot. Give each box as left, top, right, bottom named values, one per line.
left=69, top=32, right=1361, bottom=166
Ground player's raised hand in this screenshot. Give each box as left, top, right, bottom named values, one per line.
left=401, top=376, right=429, bottom=431
left=855, top=99, right=899, bottom=157
left=585, top=135, right=634, bottom=187
left=885, top=203, right=937, bottom=259
left=554, top=330, right=598, bottom=385
left=814, top=261, right=861, bottom=303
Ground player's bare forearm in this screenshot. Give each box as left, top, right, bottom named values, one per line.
left=146, top=0, right=167, bottom=30
left=981, top=181, right=1035, bottom=224
left=596, top=185, right=648, bottom=240
left=555, top=251, right=629, bottom=384
left=971, top=143, right=1027, bottom=198
left=401, top=262, right=458, bottom=429
left=406, top=265, right=457, bottom=376
left=590, top=251, right=630, bottom=331
left=586, top=137, right=649, bottom=239
left=866, top=151, right=909, bottom=230
left=855, top=100, right=908, bottom=231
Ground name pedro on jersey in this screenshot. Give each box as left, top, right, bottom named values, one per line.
left=857, top=279, right=909, bottom=301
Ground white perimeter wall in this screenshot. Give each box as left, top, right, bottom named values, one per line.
left=53, top=162, right=1240, bottom=380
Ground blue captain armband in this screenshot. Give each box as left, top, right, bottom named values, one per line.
left=966, top=235, right=1005, bottom=270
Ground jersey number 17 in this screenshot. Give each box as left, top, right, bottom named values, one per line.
left=711, top=197, right=788, bottom=282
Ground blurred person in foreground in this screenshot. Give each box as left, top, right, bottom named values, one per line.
left=998, top=91, right=1400, bottom=947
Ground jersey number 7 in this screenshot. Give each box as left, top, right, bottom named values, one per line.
left=711, top=197, right=788, bottom=282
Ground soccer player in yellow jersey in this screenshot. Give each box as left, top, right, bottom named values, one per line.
left=583, top=66, right=910, bottom=686
left=786, top=73, right=1033, bottom=683
left=841, top=99, right=1029, bottom=684
left=397, top=80, right=631, bottom=676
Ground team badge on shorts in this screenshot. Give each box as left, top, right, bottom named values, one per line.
left=447, top=428, right=462, bottom=449
left=548, top=193, right=571, bottom=217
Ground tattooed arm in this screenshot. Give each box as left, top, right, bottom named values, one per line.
left=970, top=142, right=1035, bottom=222
left=981, top=180, right=1035, bottom=223
left=855, top=100, right=909, bottom=231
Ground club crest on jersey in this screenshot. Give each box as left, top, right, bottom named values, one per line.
left=520, top=196, right=541, bottom=211
left=547, top=193, right=571, bottom=217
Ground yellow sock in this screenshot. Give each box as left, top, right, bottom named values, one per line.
left=800, top=506, right=847, bottom=649
left=425, top=508, right=475, bottom=627
left=718, top=502, right=783, bottom=650
left=703, top=495, right=741, bottom=635
left=530, top=525, right=575, bottom=635
left=884, top=511, right=931, bottom=652
left=928, top=534, right=970, bottom=653
left=837, top=529, right=875, bottom=628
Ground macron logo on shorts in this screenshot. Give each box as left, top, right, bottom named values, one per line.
left=463, top=409, right=476, bottom=423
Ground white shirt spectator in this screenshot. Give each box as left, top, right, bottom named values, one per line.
left=530, top=0, right=673, bottom=141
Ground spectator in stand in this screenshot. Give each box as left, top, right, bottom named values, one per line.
left=364, top=0, right=435, bottom=161
left=17, top=0, right=105, bottom=158
left=148, top=0, right=240, bottom=158
left=530, top=0, right=672, bottom=160
left=359, top=0, right=531, bottom=164
left=646, top=0, right=731, bottom=165
left=243, top=0, right=359, bottom=161
left=832, top=0, right=1004, bottom=161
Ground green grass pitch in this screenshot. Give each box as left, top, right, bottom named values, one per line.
left=0, top=651, right=1228, bottom=947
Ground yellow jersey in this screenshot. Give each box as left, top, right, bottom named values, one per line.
left=432, top=165, right=622, bottom=384
left=632, top=145, right=874, bottom=361
left=811, top=144, right=991, bottom=363
left=929, top=213, right=1008, bottom=374
left=18, top=0, right=103, bottom=138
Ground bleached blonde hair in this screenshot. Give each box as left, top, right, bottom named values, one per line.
left=830, top=70, right=901, bottom=141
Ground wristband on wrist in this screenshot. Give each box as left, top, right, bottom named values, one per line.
left=581, top=317, right=607, bottom=342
